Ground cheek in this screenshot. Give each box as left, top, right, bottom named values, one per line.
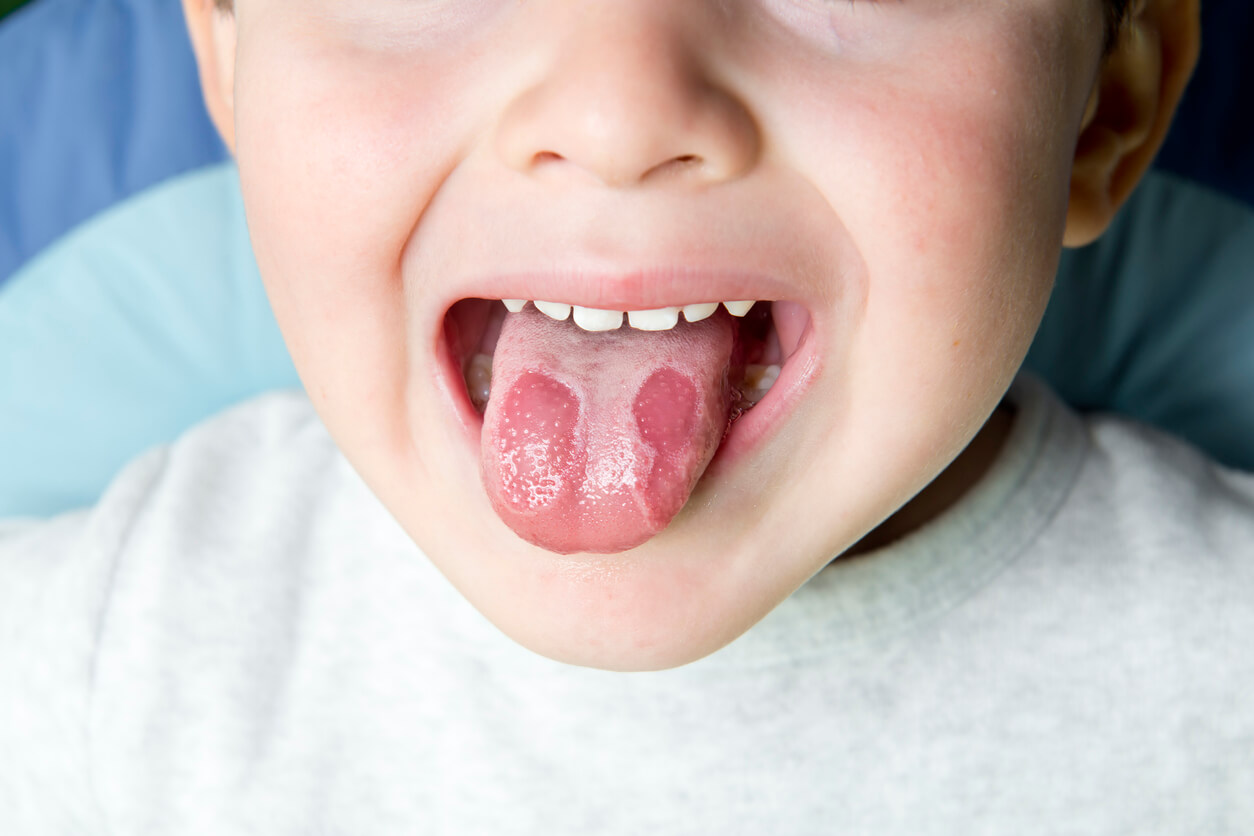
left=751, top=24, right=1085, bottom=536
left=236, top=42, right=458, bottom=293
left=796, top=36, right=1076, bottom=381
left=871, top=88, right=1064, bottom=353
left=232, top=36, right=473, bottom=445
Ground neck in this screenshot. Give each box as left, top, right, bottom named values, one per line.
left=848, top=401, right=1016, bottom=557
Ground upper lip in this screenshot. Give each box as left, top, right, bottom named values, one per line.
left=443, top=266, right=812, bottom=312
left=414, top=180, right=836, bottom=321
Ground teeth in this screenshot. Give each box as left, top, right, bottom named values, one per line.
left=572, top=306, right=624, bottom=332
left=503, top=299, right=761, bottom=333
left=682, top=303, right=719, bottom=323
left=743, top=364, right=780, bottom=392
left=627, top=307, right=681, bottom=331
left=465, top=353, right=493, bottom=412
left=739, top=364, right=781, bottom=405
left=533, top=300, right=572, bottom=321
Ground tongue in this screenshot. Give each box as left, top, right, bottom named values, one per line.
left=482, top=307, right=735, bottom=554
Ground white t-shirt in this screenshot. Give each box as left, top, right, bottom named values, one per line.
left=3, top=375, right=1253, bottom=834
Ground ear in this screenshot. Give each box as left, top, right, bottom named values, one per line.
left=182, top=0, right=238, bottom=153
left=1063, top=0, right=1200, bottom=247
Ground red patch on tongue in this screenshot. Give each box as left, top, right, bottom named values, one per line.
left=482, top=307, right=735, bottom=554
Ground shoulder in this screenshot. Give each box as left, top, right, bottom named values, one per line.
left=1018, top=393, right=1254, bottom=654
left=127, top=388, right=344, bottom=520
left=1075, top=409, right=1254, bottom=555
left=0, top=390, right=412, bottom=824
left=98, top=389, right=394, bottom=573
left=0, top=390, right=330, bottom=830
left=978, top=385, right=1254, bottom=729
left=0, top=388, right=358, bottom=635
left=1000, top=377, right=1254, bottom=618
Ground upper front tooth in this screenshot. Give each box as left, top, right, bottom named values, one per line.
left=628, top=307, right=681, bottom=331
left=682, top=303, right=719, bottom=323
left=723, top=300, right=755, bottom=317
left=534, top=300, right=572, bottom=321
left=502, top=299, right=527, bottom=313
left=572, top=306, right=624, bottom=332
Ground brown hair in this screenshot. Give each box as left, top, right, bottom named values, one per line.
left=1103, top=0, right=1134, bottom=52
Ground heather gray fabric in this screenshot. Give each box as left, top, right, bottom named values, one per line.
left=3, top=376, right=1253, bottom=834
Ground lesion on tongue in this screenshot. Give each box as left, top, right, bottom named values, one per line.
left=478, top=306, right=736, bottom=554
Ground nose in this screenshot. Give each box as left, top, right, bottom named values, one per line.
left=494, top=3, right=761, bottom=188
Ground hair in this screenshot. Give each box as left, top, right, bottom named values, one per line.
left=1103, top=0, right=1135, bottom=52
left=210, top=0, right=1134, bottom=52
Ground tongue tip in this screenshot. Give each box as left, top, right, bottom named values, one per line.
left=512, top=525, right=660, bottom=556
left=486, top=490, right=671, bottom=554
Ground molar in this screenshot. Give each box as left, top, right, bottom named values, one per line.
left=465, top=353, right=493, bottom=412
left=740, top=364, right=781, bottom=405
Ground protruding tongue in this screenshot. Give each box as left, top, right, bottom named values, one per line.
left=482, top=307, right=735, bottom=554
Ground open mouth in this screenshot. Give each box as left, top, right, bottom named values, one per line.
left=441, top=295, right=815, bottom=554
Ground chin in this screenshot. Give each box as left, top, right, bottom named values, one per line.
left=435, top=531, right=791, bottom=672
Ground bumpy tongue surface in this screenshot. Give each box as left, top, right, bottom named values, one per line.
left=482, top=307, right=735, bottom=554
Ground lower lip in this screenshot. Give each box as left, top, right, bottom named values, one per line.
left=709, top=315, right=820, bottom=472
left=433, top=305, right=822, bottom=473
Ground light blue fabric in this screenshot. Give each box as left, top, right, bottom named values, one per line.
left=0, top=164, right=298, bottom=517
left=1, top=163, right=1253, bottom=518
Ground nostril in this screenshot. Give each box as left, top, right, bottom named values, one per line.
left=534, top=151, right=565, bottom=166
left=644, top=154, right=705, bottom=181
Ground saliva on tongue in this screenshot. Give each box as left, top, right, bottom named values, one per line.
left=482, top=306, right=736, bottom=554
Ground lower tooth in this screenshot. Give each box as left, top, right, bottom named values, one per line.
left=740, top=364, right=781, bottom=404
left=466, top=353, right=493, bottom=412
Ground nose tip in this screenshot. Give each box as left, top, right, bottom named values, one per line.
left=494, top=15, right=760, bottom=188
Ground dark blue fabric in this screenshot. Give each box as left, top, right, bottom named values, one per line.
left=0, top=0, right=228, bottom=282
left=1156, top=0, right=1254, bottom=207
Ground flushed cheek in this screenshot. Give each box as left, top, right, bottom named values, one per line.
left=237, top=39, right=468, bottom=290
left=761, top=36, right=1077, bottom=536
left=234, top=40, right=475, bottom=454
left=876, top=96, right=1060, bottom=333
left=825, top=49, right=1070, bottom=371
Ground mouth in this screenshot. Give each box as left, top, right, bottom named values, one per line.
left=438, top=284, right=818, bottom=555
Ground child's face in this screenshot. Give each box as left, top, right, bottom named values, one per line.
left=208, top=0, right=1114, bottom=668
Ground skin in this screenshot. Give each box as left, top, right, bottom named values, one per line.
left=183, top=0, right=1198, bottom=671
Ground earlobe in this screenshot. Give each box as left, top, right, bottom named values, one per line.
left=182, top=0, right=238, bottom=153
left=1063, top=0, right=1199, bottom=247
